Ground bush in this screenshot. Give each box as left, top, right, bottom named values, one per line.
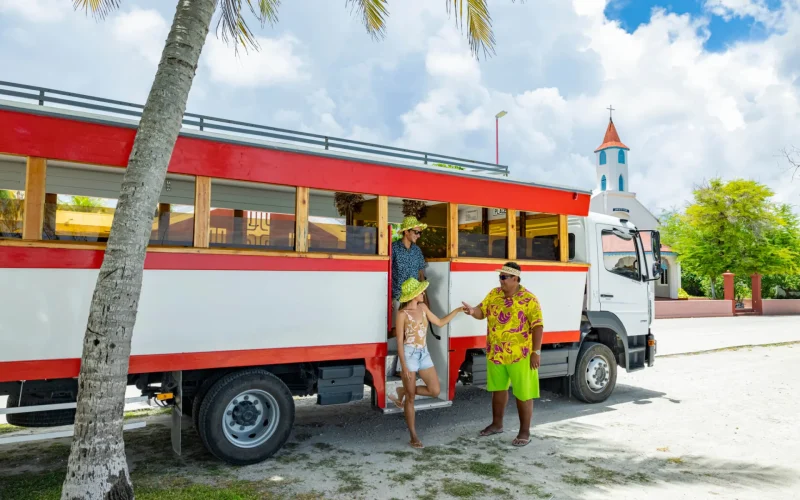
left=678, top=288, right=690, bottom=299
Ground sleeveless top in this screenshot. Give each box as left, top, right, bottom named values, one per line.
left=402, top=309, right=428, bottom=349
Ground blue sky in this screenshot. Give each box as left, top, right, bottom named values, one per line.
left=605, top=0, right=782, bottom=51
left=0, top=0, right=798, bottom=213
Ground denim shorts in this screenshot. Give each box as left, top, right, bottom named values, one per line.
left=403, top=345, right=434, bottom=372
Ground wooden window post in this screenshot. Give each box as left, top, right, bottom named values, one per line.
left=22, top=157, right=46, bottom=241
left=506, top=209, right=516, bottom=260
left=558, top=214, right=569, bottom=262
left=295, top=187, right=309, bottom=253
left=377, top=195, right=388, bottom=256
left=447, top=203, right=458, bottom=258
left=193, top=176, right=211, bottom=248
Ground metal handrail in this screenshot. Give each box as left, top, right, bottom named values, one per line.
left=0, top=80, right=509, bottom=175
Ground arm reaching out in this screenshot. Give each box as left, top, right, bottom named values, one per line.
left=461, top=301, right=485, bottom=320
left=421, top=304, right=462, bottom=328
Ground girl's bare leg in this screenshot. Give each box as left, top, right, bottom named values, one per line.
left=415, top=367, right=441, bottom=398
left=401, top=374, right=422, bottom=448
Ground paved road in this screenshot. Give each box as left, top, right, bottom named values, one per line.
left=652, top=316, right=800, bottom=356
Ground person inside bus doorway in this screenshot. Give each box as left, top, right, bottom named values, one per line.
left=461, top=262, right=544, bottom=447
left=389, top=277, right=463, bottom=449
left=391, top=216, right=429, bottom=333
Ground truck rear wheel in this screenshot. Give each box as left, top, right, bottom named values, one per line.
left=571, top=342, right=617, bottom=404
left=197, top=369, right=294, bottom=465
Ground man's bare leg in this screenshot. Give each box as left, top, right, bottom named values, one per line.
left=480, top=390, right=508, bottom=436
left=512, top=398, right=533, bottom=445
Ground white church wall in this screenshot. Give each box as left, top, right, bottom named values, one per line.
left=590, top=193, right=660, bottom=230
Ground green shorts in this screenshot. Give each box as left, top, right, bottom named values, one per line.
left=486, top=358, right=540, bottom=401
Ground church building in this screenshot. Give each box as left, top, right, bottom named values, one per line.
left=589, top=114, right=681, bottom=299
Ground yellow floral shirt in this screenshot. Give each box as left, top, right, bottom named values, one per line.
left=479, top=285, right=544, bottom=365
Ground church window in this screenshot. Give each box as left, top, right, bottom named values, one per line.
left=599, top=151, right=607, bottom=165
left=601, top=175, right=607, bottom=191
left=618, top=175, right=624, bottom=191
left=618, top=150, right=625, bottom=164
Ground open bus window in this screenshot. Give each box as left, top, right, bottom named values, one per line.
left=309, top=189, right=377, bottom=255
left=458, top=205, right=507, bottom=259
left=149, top=175, right=196, bottom=247
left=0, top=156, right=26, bottom=239
left=387, top=197, right=448, bottom=259
left=42, top=194, right=116, bottom=242
left=209, top=180, right=296, bottom=251
left=517, top=212, right=560, bottom=261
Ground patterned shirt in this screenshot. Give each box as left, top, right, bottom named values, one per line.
left=479, top=285, right=544, bottom=365
left=391, top=240, right=427, bottom=300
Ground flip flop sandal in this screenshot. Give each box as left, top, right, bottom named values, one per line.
left=388, top=394, right=404, bottom=409
left=479, top=428, right=504, bottom=437
left=512, top=438, right=530, bottom=447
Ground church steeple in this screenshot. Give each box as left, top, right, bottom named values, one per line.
left=595, top=108, right=630, bottom=193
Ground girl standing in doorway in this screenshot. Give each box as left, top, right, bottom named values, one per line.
left=389, top=277, right=463, bottom=449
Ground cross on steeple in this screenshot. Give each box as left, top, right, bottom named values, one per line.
left=607, top=105, right=615, bottom=120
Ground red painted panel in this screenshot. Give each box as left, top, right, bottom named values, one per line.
left=0, top=342, right=388, bottom=383
left=0, top=246, right=387, bottom=272
left=0, top=110, right=592, bottom=216
left=450, top=262, right=590, bottom=273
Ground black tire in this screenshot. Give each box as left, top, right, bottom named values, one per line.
left=192, top=372, right=228, bottom=433
left=197, top=369, right=294, bottom=465
left=571, top=342, right=617, bottom=404
left=6, top=390, right=76, bottom=428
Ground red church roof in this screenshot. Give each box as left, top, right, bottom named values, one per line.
left=594, top=118, right=629, bottom=152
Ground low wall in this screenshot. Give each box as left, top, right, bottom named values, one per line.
left=655, top=300, right=734, bottom=319
left=762, top=299, right=800, bottom=316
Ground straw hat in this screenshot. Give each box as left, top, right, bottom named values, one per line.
left=399, top=277, right=430, bottom=303
left=495, top=263, right=521, bottom=277
left=399, top=216, right=428, bottom=233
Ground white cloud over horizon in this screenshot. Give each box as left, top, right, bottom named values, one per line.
left=0, top=0, right=798, bottom=216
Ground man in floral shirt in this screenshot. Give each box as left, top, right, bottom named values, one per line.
left=462, top=262, right=543, bottom=447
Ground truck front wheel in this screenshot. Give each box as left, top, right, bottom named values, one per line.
left=571, top=342, right=617, bottom=404
left=197, top=369, right=295, bottom=465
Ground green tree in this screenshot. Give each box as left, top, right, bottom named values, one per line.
left=661, top=178, right=800, bottom=299
left=66, top=1, right=514, bottom=498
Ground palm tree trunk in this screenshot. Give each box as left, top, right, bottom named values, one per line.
left=60, top=0, right=216, bottom=498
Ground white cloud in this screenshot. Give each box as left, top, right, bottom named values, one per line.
left=111, top=8, right=169, bottom=65
left=203, top=35, right=309, bottom=88
left=0, top=0, right=71, bottom=23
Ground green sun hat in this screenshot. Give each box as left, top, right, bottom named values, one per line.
left=399, top=277, right=430, bottom=303
left=399, top=216, right=428, bottom=233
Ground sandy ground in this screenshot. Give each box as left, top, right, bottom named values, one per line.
left=2, top=341, right=799, bottom=498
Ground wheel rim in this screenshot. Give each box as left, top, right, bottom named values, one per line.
left=221, top=389, right=280, bottom=449
left=585, top=355, right=610, bottom=393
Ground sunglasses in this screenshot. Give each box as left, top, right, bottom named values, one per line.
left=499, top=274, right=516, bottom=281
left=409, top=230, right=422, bottom=235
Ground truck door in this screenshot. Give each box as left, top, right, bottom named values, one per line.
left=596, top=225, right=649, bottom=338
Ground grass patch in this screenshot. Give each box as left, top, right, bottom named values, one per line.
left=533, top=461, right=547, bottom=469
left=586, top=465, right=623, bottom=484
left=627, top=472, right=652, bottom=483
left=294, top=432, right=313, bottom=442
left=441, top=479, right=487, bottom=498
left=467, top=461, right=506, bottom=479
left=389, top=472, right=416, bottom=484
left=312, top=443, right=333, bottom=451
left=309, top=457, right=337, bottom=469
left=0, top=470, right=63, bottom=500
left=384, top=450, right=413, bottom=459
left=667, top=457, right=685, bottom=465
left=413, top=446, right=462, bottom=463
left=559, top=455, right=586, bottom=464
left=522, top=483, right=548, bottom=498
left=335, top=471, right=364, bottom=494
left=561, top=473, right=594, bottom=486
left=123, top=407, right=172, bottom=420
left=276, top=452, right=311, bottom=465
left=0, top=424, right=22, bottom=436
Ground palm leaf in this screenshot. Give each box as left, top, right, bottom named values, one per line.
left=72, top=0, right=121, bottom=19
left=217, top=0, right=281, bottom=52
left=446, top=0, right=521, bottom=59
left=347, top=0, right=389, bottom=40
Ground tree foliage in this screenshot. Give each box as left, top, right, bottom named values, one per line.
left=660, top=178, right=800, bottom=290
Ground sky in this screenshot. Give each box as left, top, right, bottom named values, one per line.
left=0, top=0, right=798, bottom=217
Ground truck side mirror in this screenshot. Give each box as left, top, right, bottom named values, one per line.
left=651, top=231, right=663, bottom=279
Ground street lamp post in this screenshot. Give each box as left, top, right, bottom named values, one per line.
left=495, top=110, right=507, bottom=164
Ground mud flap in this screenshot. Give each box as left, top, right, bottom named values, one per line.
left=167, top=370, right=182, bottom=457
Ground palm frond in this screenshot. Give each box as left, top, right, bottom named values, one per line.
left=445, top=0, right=522, bottom=59
left=347, top=0, right=389, bottom=40
left=72, top=0, right=121, bottom=19
left=217, top=0, right=281, bottom=52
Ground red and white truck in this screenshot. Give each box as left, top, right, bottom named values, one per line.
left=0, top=82, right=660, bottom=464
